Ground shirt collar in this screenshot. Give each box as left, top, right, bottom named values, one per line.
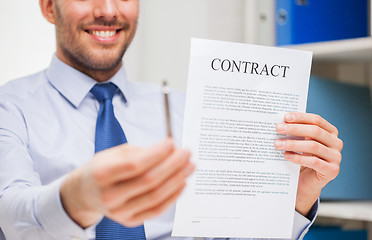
left=46, top=54, right=130, bottom=108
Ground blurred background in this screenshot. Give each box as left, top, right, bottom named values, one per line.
left=1, top=0, right=372, bottom=239
left=0, top=0, right=250, bottom=90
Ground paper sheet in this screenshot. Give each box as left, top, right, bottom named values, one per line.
left=172, top=39, right=312, bottom=238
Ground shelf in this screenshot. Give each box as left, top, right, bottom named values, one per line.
left=318, top=201, right=372, bottom=222
left=286, top=37, right=372, bottom=62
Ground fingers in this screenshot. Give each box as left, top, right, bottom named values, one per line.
left=100, top=149, right=193, bottom=209
left=283, top=152, right=340, bottom=180
left=71, top=139, right=194, bottom=228
left=130, top=188, right=185, bottom=225
left=275, top=112, right=343, bottom=176
left=276, top=122, right=343, bottom=151
left=92, top=138, right=175, bottom=186
left=284, top=112, right=339, bottom=136
left=274, top=139, right=342, bottom=165
left=117, top=187, right=186, bottom=227
left=109, top=163, right=194, bottom=225
left=123, top=164, right=192, bottom=216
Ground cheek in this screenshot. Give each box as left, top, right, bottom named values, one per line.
left=120, top=2, right=139, bottom=22
left=62, top=2, right=92, bottom=27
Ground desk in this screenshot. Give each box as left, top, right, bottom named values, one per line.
left=316, top=201, right=372, bottom=240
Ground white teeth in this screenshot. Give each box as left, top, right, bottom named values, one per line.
left=91, top=30, right=116, bottom=38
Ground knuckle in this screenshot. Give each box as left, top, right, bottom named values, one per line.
left=313, top=114, right=323, bottom=126
left=338, top=138, right=344, bottom=151
left=92, top=167, right=108, bottom=185
left=309, top=142, right=319, bottom=152
left=127, top=161, right=140, bottom=172
left=125, top=160, right=142, bottom=173
left=152, top=145, right=169, bottom=161
left=312, top=126, right=322, bottom=137
left=143, top=173, right=157, bottom=186
left=334, top=151, right=342, bottom=163
left=176, top=150, right=189, bottom=166
left=151, top=150, right=163, bottom=161
left=333, top=128, right=339, bottom=136
left=100, top=190, right=115, bottom=207
left=149, top=190, right=163, bottom=203
left=311, top=157, right=321, bottom=168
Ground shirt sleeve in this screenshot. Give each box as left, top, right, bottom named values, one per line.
left=0, top=100, right=90, bottom=240
left=291, top=201, right=318, bottom=240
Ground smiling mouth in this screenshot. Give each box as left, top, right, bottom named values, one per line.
left=87, top=30, right=120, bottom=38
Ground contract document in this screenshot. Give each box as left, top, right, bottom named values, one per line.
left=172, top=39, right=312, bottom=238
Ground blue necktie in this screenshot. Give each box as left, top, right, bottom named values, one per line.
left=91, top=83, right=146, bottom=240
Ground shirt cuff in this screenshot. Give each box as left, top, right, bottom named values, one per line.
left=292, top=199, right=319, bottom=240
left=37, top=177, right=90, bottom=240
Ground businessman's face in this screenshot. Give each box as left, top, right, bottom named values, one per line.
left=53, top=0, right=139, bottom=73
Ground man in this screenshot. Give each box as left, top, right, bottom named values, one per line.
left=0, top=0, right=343, bottom=239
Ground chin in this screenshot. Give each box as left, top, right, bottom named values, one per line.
left=59, top=43, right=126, bottom=72
left=83, top=53, right=123, bottom=71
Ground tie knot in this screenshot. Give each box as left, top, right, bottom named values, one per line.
left=90, top=83, right=118, bottom=102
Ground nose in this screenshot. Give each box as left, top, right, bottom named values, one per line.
left=93, top=0, right=119, bottom=21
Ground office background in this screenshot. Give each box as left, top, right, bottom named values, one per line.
left=1, top=1, right=371, bottom=89
left=0, top=0, right=252, bottom=90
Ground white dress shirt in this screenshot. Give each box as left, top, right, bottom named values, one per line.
left=0, top=55, right=316, bottom=240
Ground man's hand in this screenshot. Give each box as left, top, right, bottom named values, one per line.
left=60, top=139, right=195, bottom=228
left=274, top=112, right=343, bottom=217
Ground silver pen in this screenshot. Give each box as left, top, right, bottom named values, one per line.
left=162, top=80, right=172, bottom=138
